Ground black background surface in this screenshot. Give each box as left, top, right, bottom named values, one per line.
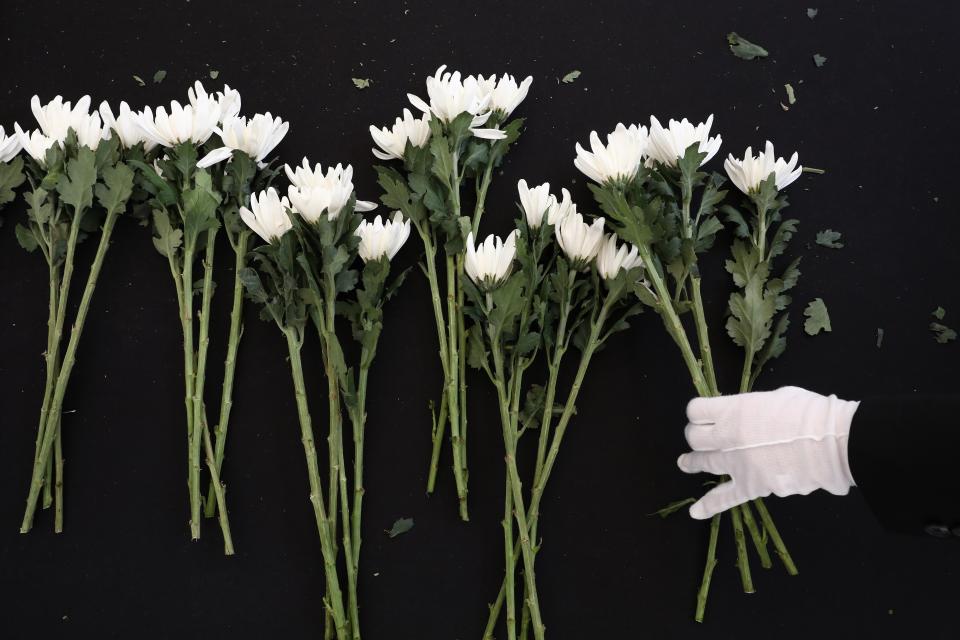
left=1, top=1, right=959, bottom=638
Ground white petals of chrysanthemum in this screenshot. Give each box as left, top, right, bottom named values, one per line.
left=646, top=115, right=722, bottom=167
left=724, top=141, right=802, bottom=195
left=285, top=159, right=377, bottom=222
left=556, top=213, right=605, bottom=268
left=27, top=95, right=108, bottom=151
left=465, top=230, right=518, bottom=291
left=479, top=73, right=533, bottom=118
left=574, top=123, right=648, bottom=185
left=550, top=188, right=577, bottom=226
left=596, top=233, right=644, bottom=280
left=99, top=101, right=156, bottom=151
left=356, top=211, right=411, bottom=262
left=517, top=179, right=556, bottom=229
left=188, top=81, right=241, bottom=124
left=239, top=187, right=293, bottom=243
left=14, top=123, right=56, bottom=165
left=369, top=108, right=432, bottom=161
left=408, top=65, right=507, bottom=140
left=0, top=126, right=23, bottom=162
left=197, top=113, right=290, bottom=169
left=137, top=101, right=220, bottom=148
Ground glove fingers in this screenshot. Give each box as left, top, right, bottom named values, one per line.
left=683, top=422, right=719, bottom=451
left=676, top=451, right=727, bottom=476
left=685, top=396, right=724, bottom=425
left=689, top=480, right=744, bottom=520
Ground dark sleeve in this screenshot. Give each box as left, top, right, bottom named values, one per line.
left=848, top=395, right=960, bottom=537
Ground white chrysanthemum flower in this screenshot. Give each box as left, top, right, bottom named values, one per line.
left=517, top=179, right=556, bottom=229
left=355, top=211, right=411, bottom=262
left=0, top=126, right=23, bottom=162
left=465, top=230, right=518, bottom=291
left=369, top=108, right=432, bottom=161
left=556, top=213, right=605, bottom=269
left=724, top=141, right=802, bottom=194
left=14, top=123, right=57, bottom=166
left=239, top=187, right=293, bottom=243
left=137, top=100, right=221, bottom=148
left=408, top=65, right=506, bottom=140
left=596, top=233, right=644, bottom=280
left=478, top=73, right=533, bottom=118
left=285, top=159, right=377, bottom=222
left=188, top=81, right=241, bottom=124
left=550, top=188, right=577, bottom=226
left=197, top=113, right=290, bottom=169
left=574, top=123, right=648, bottom=185
left=99, top=101, right=156, bottom=151
left=646, top=115, right=722, bottom=167
left=28, top=95, right=107, bottom=150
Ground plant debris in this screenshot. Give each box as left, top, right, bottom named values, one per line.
left=727, top=32, right=768, bottom=60
left=153, top=70, right=167, bottom=84
left=352, top=77, right=371, bottom=89
left=132, top=75, right=146, bottom=87
left=385, top=517, right=414, bottom=538
left=815, top=229, right=843, bottom=249
left=804, top=298, right=832, bottom=335
left=813, top=53, right=827, bottom=68
left=785, top=83, right=797, bottom=105
left=562, top=70, right=581, bottom=84
left=807, top=8, right=818, bottom=19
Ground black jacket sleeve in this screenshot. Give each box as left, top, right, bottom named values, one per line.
left=848, top=395, right=960, bottom=537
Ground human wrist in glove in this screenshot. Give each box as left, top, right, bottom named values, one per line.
left=676, top=386, right=860, bottom=520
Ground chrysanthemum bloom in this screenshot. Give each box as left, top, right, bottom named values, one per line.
left=724, top=141, right=802, bottom=194
left=478, top=73, right=533, bottom=118
left=556, top=213, right=605, bottom=269
left=188, top=81, right=241, bottom=124
left=27, top=95, right=107, bottom=151
left=369, top=108, right=431, bottom=161
left=285, top=159, right=377, bottom=222
left=14, top=124, right=57, bottom=166
left=137, top=100, right=220, bottom=148
left=574, top=123, right=648, bottom=185
left=408, top=65, right=506, bottom=140
left=0, top=126, right=24, bottom=162
left=356, top=211, right=412, bottom=262
left=646, top=115, right=722, bottom=167
left=596, top=233, right=643, bottom=280
left=239, top=187, right=293, bottom=243
left=517, top=179, right=557, bottom=229
left=197, top=113, right=290, bottom=168
left=465, top=230, right=518, bottom=291
left=99, top=101, right=156, bottom=151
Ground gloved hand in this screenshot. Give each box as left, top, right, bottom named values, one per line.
left=677, top=386, right=860, bottom=520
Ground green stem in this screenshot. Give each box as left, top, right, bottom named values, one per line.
left=694, top=512, right=721, bottom=623
left=37, top=262, right=62, bottom=510
left=205, top=231, right=249, bottom=517
left=740, top=500, right=772, bottom=569
left=54, top=426, right=64, bottom=532
left=503, top=468, right=517, bottom=640
left=690, top=277, right=718, bottom=394
left=456, top=257, right=469, bottom=494
left=730, top=504, right=754, bottom=593
left=423, top=228, right=450, bottom=495
left=200, top=410, right=234, bottom=555
left=181, top=240, right=197, bottom=539
left=445, top=255, right=469, bottom=521
left=350, top=360, right=371, bottom=573
left=426, top=392, right=447, bottom=494
left=472, top=161, right=494, bottom=234
left=20, top=207, right=120, bottom=533
left=190, top=229, right=218, bottom=539
left=752, top=497, right=798, bottom=575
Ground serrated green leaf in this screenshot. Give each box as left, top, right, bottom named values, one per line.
left=352, top=77, right=371, bottom=89
left=813, top=53, right=827, bottom=67
left=933, top=306, right=946, bottom=320
left=815, top=229, right=843, bottom=249
left=15, top=223, right=39, bottom=252
left=56, top=147, right=97, bottom=211
left=95, top=162, right=135, bottom=214
left=561, top=70, right=581, bottom=83
left=0, top=157, right=26, bottom=208
left=930, top=322, right=956, bottom=344
left=803, top=298, right=831, bottom=335
left=726, top=274, right=777, bottom=352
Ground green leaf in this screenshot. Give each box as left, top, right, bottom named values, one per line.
left=930, top=322, right=957, bottom=344
left=429, top=136, right=455, bottom=190
left=152, top=209, right=183, bottom=258
left=181, top=170, right=221, bottom=243
left=725, top=240, right=765, bottom=288
left=803, top=298, right=832, bottom=335
left=727, top=32, right=769, bottom=60
left=385, top=517, right=414, bottom=538
left=648, top=497, right=695, bottom=518
left=0, top=157, right=26, bottom=208
left=515, top=332, right=540, bottom=357
left=815, top=229, right=843, bottom=249
left=56, top=147, right=97, bottom=211
left=239, top=266, right=269, bottom=304
left=466, top=325, right=489, bottom=371
left=561, top=70, right=581, bottom=83
left=153, top=69, right=167, bottom=83
left=726, top=275, right=777, bottom=353
left=352, top=77, right=371, bottom=89
left=94, top=162, right=135, bottom=214
left=933, top=306, right=946, bottom=321
left=15, top=223, right=38, bottom=252
left=813, top=53, right=827, bottom=68
left=721, top=205, right=751, bottom=239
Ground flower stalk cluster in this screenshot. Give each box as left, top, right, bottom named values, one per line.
left=11, top=96, right=135, bottom=533
left=131, top=81, right=288, bottom=552
left=373, top=65, right=532, bottom=521
left=464, top=186, right=645, bottom=640
left=578, top=116, right=805, bottom=620
left=240, top=172, right=409, bottom=640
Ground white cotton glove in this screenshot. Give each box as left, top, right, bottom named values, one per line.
left=676, top=386, right=860, bottom=520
